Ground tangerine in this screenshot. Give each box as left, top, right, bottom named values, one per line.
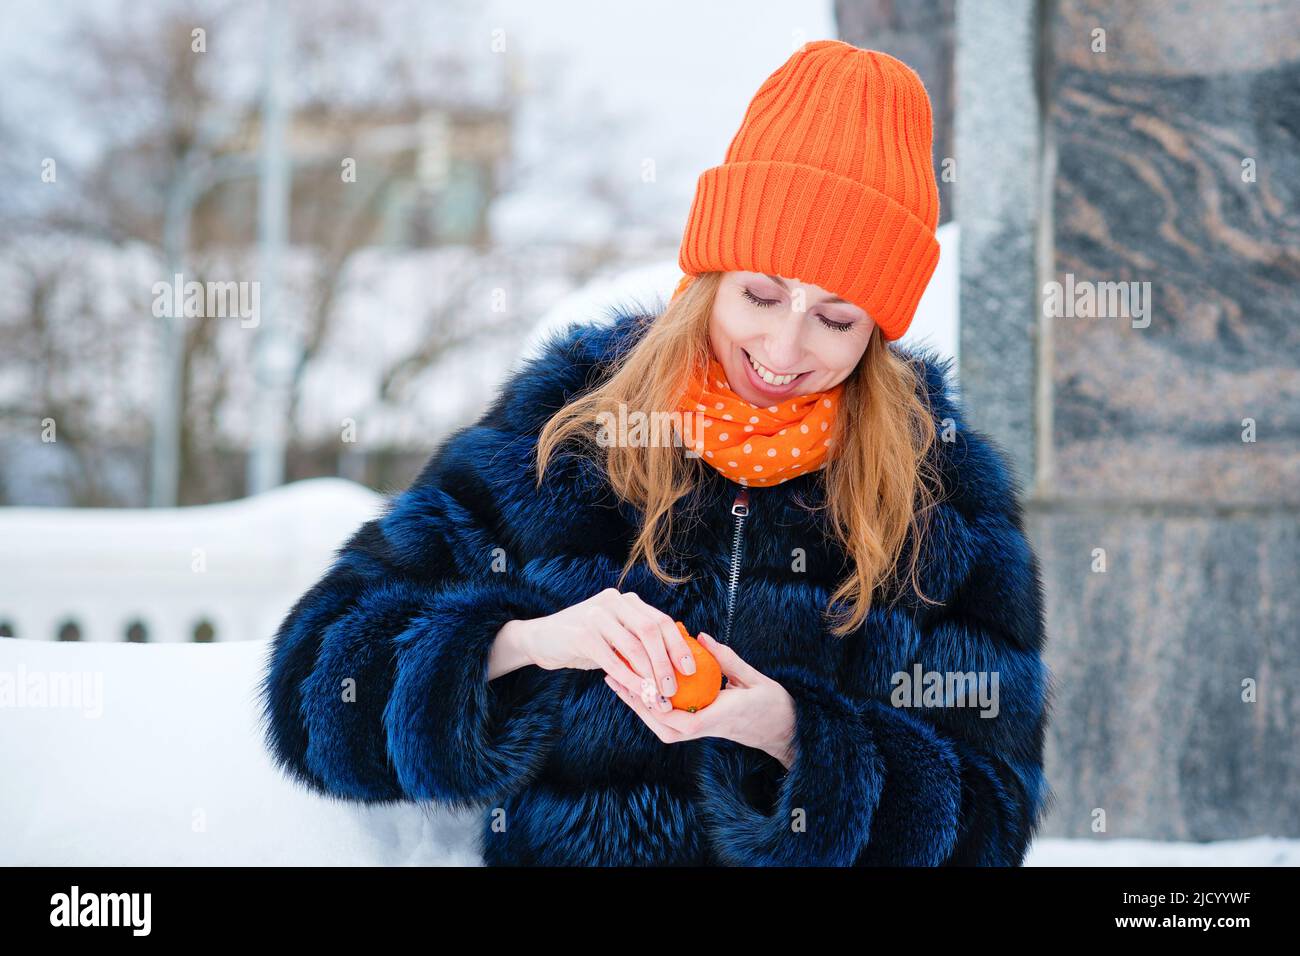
left=614, top=621, right=722, bottom=712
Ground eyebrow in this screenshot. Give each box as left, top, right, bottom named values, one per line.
left=763, top=274, right=849, bottom=305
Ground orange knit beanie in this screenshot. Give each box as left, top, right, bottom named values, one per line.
left=673, top=39, right=941, bottom=341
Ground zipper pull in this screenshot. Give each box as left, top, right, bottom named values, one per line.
left=731, top=485, right=750, bottom=516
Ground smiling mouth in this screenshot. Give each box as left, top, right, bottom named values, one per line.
left=743, top=349, right=810, bottom=388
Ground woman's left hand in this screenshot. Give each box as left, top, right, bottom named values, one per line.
left=603, top=632, right=798, bottom=770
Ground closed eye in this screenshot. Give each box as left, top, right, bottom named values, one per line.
left=743, top=286, right=856, bottom=332
left=741, top=287, right=777, bottom=308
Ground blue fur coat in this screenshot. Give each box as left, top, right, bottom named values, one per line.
left=259, top=308, right=1053, bottom=866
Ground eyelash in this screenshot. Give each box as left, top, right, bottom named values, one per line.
left=741, top=287, right=855, bottom=332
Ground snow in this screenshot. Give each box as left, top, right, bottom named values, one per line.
left=2, top=633, right=1294, bottom=866
left=1026, top=836, right=1300, bottom=867
left=0, top=636, right=482, bottom=866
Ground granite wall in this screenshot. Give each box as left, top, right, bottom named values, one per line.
left=838, top=0, right=1300, bottom=840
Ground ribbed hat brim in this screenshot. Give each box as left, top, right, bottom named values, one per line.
left=677, top=160, right=940, bottom=341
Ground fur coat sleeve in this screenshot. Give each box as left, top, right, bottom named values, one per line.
left=257, top=330, right=592, bottom=810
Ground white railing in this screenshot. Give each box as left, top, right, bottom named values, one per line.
left=0, top=478, right=384, bottom=644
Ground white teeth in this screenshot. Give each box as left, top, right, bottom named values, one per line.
left=748, top=354, right=798, bottom=386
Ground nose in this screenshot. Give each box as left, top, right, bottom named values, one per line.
left=763, top=309, right=805, bottom=370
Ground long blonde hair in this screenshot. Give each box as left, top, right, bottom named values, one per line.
left=535, top=270, right=946, bottom=635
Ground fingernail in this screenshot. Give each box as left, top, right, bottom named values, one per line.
left=662, top=675, right=675, bottom=694
left=658, top=695, right=672, bottom=712
left=680, top=654, right=696, bottom=675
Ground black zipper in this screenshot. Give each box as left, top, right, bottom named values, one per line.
left=721, top=485, right=750, bottom=646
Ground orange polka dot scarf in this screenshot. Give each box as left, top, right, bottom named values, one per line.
left=677, top=353, right=843, bottom=487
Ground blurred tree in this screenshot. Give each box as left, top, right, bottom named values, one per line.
left=0, top=0, right=547, bottom=506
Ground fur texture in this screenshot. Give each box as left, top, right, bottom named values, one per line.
left=258, top=308, right=1054, bottom=866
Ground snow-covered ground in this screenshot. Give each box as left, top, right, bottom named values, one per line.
left=0, top=636, right=481, bottom=866
left=1027, top=836, right=1299, bottom=867
left=2, top=634, right=1293, bottom=866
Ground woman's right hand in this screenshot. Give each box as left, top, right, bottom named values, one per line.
left=513, top=588, right=697, bottom=713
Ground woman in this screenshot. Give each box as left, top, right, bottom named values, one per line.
left=260, top=39, right=1052, bottom=866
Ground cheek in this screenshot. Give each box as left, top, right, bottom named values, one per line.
left=814, top=336, right=869, bottom=377
left=709, top=307, right=751, bottom=354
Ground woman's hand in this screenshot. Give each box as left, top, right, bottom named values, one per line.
left=511, top=588, right=697, bottom=712
left=604, top=633, right=799, bottom=770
